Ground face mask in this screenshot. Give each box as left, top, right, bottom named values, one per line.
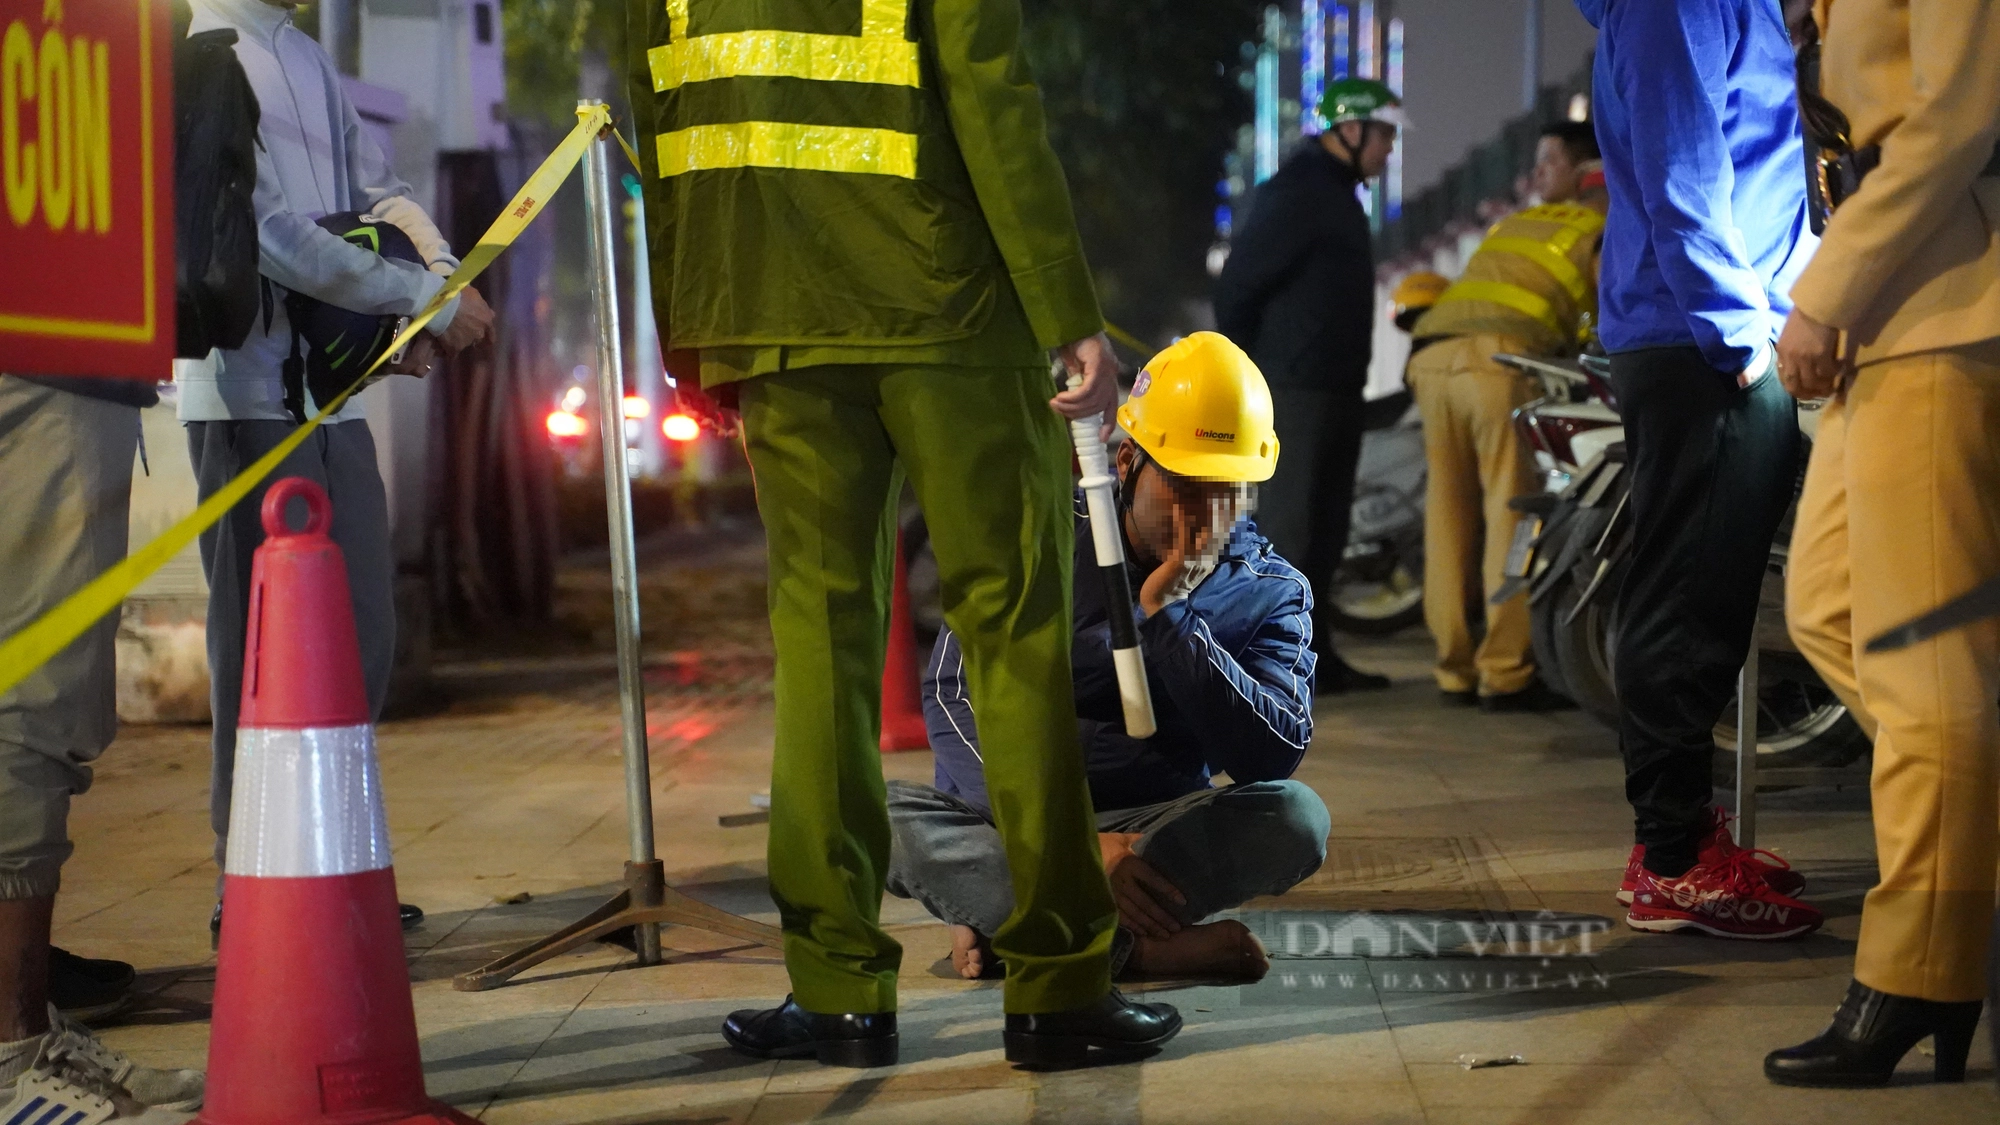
left=1158, top=482, right=1255, bottom=606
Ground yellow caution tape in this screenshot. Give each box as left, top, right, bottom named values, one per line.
left=0, top=104, right=615, bottom=699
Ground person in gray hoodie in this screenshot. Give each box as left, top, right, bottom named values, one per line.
left=180, top=0, right=495, bottom=934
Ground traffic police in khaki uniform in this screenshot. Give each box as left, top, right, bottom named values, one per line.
left=626, top=0, right=1181, bottom=1069
left=1405, top=122, right=1606, bottom=709
left=1767, top=0, right=2000, bottom=1088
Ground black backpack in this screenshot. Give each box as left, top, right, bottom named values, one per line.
left=171, top=0, right=261, bottom=359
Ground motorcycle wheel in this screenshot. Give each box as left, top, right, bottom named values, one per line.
left=1551, top=577, right=1623, bottom=729
left=1524, top=518, right=1578, bottom=702
left=1326, top=552, right=1425, bottom=636
left=1553, top=577, right=1871, bottom=769
left=1711, top=650, right=1871, bottom=768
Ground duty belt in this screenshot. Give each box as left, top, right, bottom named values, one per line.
left=1822, top=139, right=2000, bottom=215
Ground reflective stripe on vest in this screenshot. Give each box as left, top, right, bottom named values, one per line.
left=1438, top=280, right=1557, bottom=335
left=649, top=0, right=920, bottom=179
left=657, top=122, right=917, bottom=178
left=1479, top=235, right=1590, bottom=305
left=1432, top=203, right=1603, bottom=340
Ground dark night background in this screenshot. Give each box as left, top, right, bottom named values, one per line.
left=497, top=0, right=1596, bottom=350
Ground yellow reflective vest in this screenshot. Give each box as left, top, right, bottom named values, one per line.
left=626, top=0, right=1104, bottom=374
left=1411, top=202, right=1605, bottom=357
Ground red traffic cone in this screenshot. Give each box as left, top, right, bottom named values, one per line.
left=199, top=478, right=472, bottom=1125
left=880, top=529, right=929, bottom=752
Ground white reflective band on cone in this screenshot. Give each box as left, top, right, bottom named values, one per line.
left=225, top=725, right=393, bottom=877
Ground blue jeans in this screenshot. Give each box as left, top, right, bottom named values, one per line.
left=885, top=779, right=1330, bottom=965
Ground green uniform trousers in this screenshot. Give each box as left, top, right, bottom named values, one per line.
left=738, top=362, right=1116, bottom=1015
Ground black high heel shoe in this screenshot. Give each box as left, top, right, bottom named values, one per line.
left=1765, top=979, right=1983, bottom=1087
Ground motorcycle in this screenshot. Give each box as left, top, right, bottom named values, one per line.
left=1325, top=392, right=1428, bottom=636
left=1495, top=353, right=1869, bottom=769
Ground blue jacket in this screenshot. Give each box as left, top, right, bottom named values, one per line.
left=1577, top=0, right=1816, bottom=374
left=924, top=502, right=1316, bottom=816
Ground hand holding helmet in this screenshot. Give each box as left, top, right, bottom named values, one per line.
left=388, top=332, right=439, bottom=378
left=433, top=285, right=496, bottom=355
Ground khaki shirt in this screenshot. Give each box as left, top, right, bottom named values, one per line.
left=1790, top=0, right=2000, bottom=363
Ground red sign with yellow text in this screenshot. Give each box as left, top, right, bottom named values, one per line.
left=0, top=0, right=172, bottom=380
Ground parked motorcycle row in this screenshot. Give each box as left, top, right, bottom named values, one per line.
left=1488, top=352, right=1869, bottom=768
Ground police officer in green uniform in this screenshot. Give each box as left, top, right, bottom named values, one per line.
left=627, top=0, right=1183, bottom=1070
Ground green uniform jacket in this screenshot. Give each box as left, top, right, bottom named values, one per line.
left=625, top=0, right=1105, bottom=386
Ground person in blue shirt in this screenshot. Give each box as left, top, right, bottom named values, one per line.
left=1577, top=0, right=1822, bottom=940
left=885, top=334, right=1330, bottom=981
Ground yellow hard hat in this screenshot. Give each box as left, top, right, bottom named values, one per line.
left=1391, top=270, right=1451, bottom=314
left=1116, top=332, right=1279, bottom=483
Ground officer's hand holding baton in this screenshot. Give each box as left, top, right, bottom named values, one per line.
left=1052, top=331, right=1120, bottom=442
left=1053, top=334, right=1158, bottom=739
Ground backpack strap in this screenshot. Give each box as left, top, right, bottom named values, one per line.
left=280, top=291, right=308, bottom=425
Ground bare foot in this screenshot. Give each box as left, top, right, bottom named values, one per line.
left=1125, top=919, right=1270, bottom=981
left=950, top=924, right=999, bottom=980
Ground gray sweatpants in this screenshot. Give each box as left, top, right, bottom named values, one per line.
left=186, top=419, right=394, bottom=876
left=885, top=778, right=1331, bottom=966
left=0, top=377, right=139, bottom=899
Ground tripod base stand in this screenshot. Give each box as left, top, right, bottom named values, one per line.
left=452, top=108, right=784, bottom=998
left=452, top=860, right=784, bottom=992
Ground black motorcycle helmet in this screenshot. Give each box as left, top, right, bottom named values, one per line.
left=280, top=211, right=427, bottom=420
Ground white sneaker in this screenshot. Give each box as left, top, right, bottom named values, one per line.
left=46, top=1009, right=202, bottom=1112
left=0, top=1035, right=192, bottom=1123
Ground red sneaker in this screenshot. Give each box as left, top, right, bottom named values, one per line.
left=1615, top=808, right=1806, bottom=905
left=1625, top=852, right=1823, bottom=940
left=1616, top=843, right=1645, bottom=906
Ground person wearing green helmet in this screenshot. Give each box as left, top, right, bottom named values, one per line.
left=1214, top=77, right=1403, bottom=694
left=1316, top=77, right=1409, bottom=170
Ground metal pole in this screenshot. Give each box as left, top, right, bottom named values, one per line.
left=319, top=0, right=355, bottom=76
left=1522, top=0, right=1542, bottom=112
left=1735, top=647, right=1759, bottom=849
left=581, top=100, right=661, bottom=964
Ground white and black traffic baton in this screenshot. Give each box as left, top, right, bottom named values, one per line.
left=1063, top=367, right=1158, bottom=739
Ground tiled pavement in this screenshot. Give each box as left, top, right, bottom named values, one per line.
left=66, top=633, right=1998, bottom=1124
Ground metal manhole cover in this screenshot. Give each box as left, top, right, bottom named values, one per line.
left=1248, top=836, right=1505, bottom=916
left=1305, top=837, right=1467, bottom=889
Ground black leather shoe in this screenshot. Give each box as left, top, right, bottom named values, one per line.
left=1003, top=989, right=1182, bottom=1069
left=1765, top=979, right=1983, bottom=1087
left=722, top=995, right=898, bottom=1068
left=1479, top=678, right=1576, bottom=713
left=49, top=946, right=136, bottom=1021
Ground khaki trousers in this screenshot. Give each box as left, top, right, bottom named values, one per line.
left=0, top=378, right=138, bottom=899
left=1787, top=345, right=2000, bottom=1002
left=1407, top=334, right=1542, bottom=696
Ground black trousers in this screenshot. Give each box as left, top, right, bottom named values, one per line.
left=1608, top=348, right=1800, bottom=873
left=1257, top=379, right=1367, bottom=658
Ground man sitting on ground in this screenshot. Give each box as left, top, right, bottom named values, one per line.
left=887, top=333, right=1330, bottom=981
